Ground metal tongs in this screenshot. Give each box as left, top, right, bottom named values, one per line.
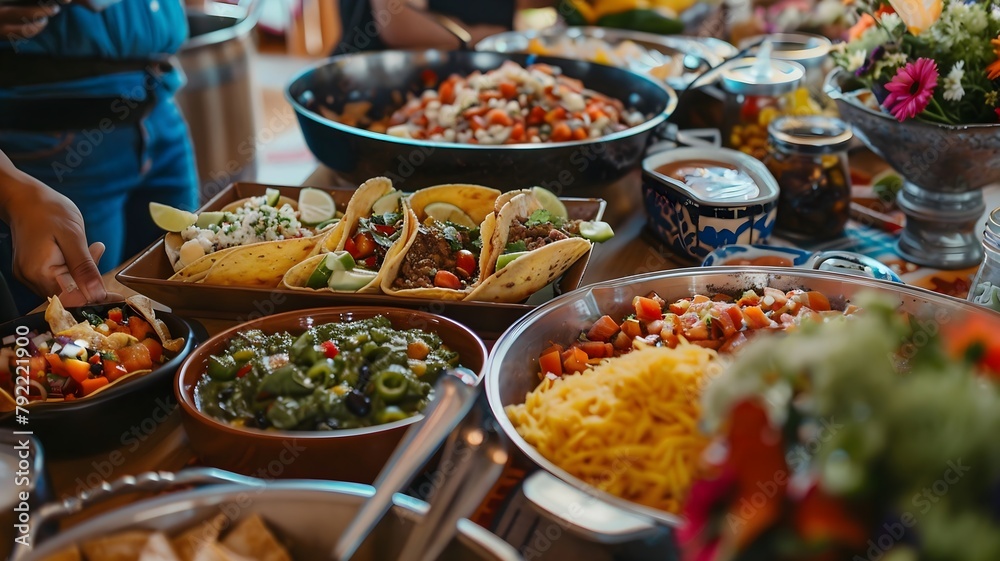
left=334, top=372, right=508, bottom=561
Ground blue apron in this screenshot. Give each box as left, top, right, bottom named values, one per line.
left=0, top=0, right=198, bottom=314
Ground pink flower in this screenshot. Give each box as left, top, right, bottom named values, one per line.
left=882, top=58, right=938, bottom=121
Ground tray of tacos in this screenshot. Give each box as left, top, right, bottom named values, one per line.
left=117, top=181, right=608, bottom=338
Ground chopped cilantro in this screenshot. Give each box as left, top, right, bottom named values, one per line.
left=526, top=209, right=563, bottom=228
left=83, top=311, right=103, bottom=326
left=505, top=240, right=527, bottom=253
left=441, top=225, right=463, bottom=252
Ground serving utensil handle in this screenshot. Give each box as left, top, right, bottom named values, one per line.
left=16, top=468, right=263, bottom=560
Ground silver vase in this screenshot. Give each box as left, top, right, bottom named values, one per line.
left=825, top=69, right=1000, bottom=269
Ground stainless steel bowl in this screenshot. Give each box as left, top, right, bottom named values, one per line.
left=20, top=470, right=520, bottom=561
left=486, top=267, right=998, bottom=528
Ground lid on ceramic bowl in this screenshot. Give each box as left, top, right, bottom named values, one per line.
left=643, top=147, right=780, bottom=208
left=720, top=57, right=805, bottom=96
left=738, top=33, right=832, bottom=69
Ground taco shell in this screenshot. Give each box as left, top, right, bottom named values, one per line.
left=408, top=184, right=501, bottom=226
left=203, top=236, right=320, bottom=288
left=466, top=192, right=592, bottom=303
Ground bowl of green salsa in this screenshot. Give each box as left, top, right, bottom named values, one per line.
left=175, top=307, right=486, bottom=482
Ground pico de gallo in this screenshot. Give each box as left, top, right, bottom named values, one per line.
left=0, top=297, right=183, bottom=405
left=537, top=287, right=859, bottom=378
left=371, top=61, right=646, bottom=145
left=392, top=219, right=483, bottom=291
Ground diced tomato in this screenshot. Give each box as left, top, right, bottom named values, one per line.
left=578, top=341, right=609, bottom=359
left=44, top=354, right=67, bottom=377
left=353, top=232, right=376, bottom=259
left=344, top=236, right=359, bottom=258
left=456, top=250, right=477, bottom=276
left=321, top=340, right=340, bottom=359
left=527, top=106, right=547, bottom=126
left=545, top=107, right=567, bottom=124
left=89, top=353, right=101, bottom=364
left=499, top=82, right=517, bottom=99
left=541, top=343, right=564, bottom=356
left=373, top=224, right=396, bottom=236
left=28, top=356, right=47, bottom=376
left=805, top=291, right=831, bottom=312
left=80, top=376, right=109, bottom=396
left=479, top=90, right=503, bottom=102
left=363, top=256, right=378, bottom=269
left=538, top=349, right=563, bottom=377
left=586, top=105, right=607, bottom=122
left=117, top=344, right=153, bottom=372
left=669, top=300, right=690, bottom=315
left=587, top=315, right=620, bottom=342
left=509, top=122, right=525, bottom=143
left=551, top=122, right=572, bottom=142
left=140, top=338, right=163, bottom=363
left=621, top=318, right=643, bottom=340
left=469, top=115, right=487, bottom=131
left=64, top=394, right=76, bottom=401
left=439, top=78, right=456, bottom=104
left=62, top=358, right=92, bottom=383
left=485, top=108, right=512, bottom=127
left=762, top=287, right=788, bottom=310
left=433, top=270, right=462, bottom=290
left=714, top=309, right=739, bottom=338
left=646, top=319, right=664, bottom=336
left=692, top=294, right=710, bottom=304
left=463, top=106, right=490, bottom=119
left=725, top=305, right=745, bottom=329
left=683, top=317, right=710, bottom=340
left=127, top=316, right=155, bottom=341
left=743, top=306, right=773, bottom=329
left=561, top=347, right=589, bottom=374
left=237, top=363, right=253, bottom=378
left=104, top=360, right=128, bottom=382
left=720, top=332, right=750, bottom=354
left=691, top=339, right=723, bottom=350
left=108, top=308, right=123, bottom=323
left=633, top=296, right=663, bottom=322
left=572, top=127, right=588, bottom=141
left=737, top=291, right=761, bottom=307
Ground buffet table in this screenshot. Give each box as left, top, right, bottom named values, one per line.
left=40, top=163, right=1000, bottom=532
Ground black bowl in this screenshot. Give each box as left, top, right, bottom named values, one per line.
left=287, top=50, right=677, bottom=193
left=0, top=303, right=201, bottom=458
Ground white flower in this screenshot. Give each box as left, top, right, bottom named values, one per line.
left=884, top=52, right=909, bottom=67
left=846, top=50, right=868, bottom=72
left=943, top=61, right=966, bottom=102
left=880, top=13, right=904, bottom=33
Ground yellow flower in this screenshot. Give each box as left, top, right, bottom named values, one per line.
left=886, top=0, right=943, bottom=34
left=988, top=37, right=1000, bottom=81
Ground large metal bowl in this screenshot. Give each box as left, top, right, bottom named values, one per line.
left=486, top=267, right=999, bottom=527
left=19, top=471, right=520, bottom=561
left=286, top=50, right=677, bottom=192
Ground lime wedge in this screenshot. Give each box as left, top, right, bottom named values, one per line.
left=372, top=191, right=404, bottom=215
left=265, top=188, right=281, bottom=207
left=531, top=186, right=568, bottom=220
left=298, top=188, right=337, bottom=225
left=195, top=211, right=225, bottom=229
left=150, top=202, right=197, bottom=232
left=424, top=202, right=476, bottom=228
left=496, top=251, right=529, bottom=270
left=579, top=221, right=614, bottom=242
left=328, top=268, right=378, bottom=291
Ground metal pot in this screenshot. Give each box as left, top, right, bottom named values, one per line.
left=177, top=0, right=262, bottom=203
left=286, top=51, right=677, bottom=193
left=15, top=469, right=520, bottom=561
left=485, top=268, right=999, bottom=549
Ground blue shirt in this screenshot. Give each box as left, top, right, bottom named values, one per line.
left=0, top=0, right=188, bottom=99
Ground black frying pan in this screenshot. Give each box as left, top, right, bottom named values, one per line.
left=286, top=50, right=677, bottom=194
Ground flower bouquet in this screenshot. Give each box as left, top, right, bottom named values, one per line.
left=832, top=0, right=1000, bottom=124
left=678, top=296, right=1000, bottom=561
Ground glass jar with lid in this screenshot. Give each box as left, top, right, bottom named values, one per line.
left=739, top=33, right=833, bottom=99
left=720, top=56, right=806, bottom=160
left=967, top=208, right=1000, bottom=312
left=763, top=115, right=853, bottom=241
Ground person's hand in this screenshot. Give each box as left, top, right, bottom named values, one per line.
left=0, top=1, right=62, bottom=39
left=0, top=173, right=121, bottom=306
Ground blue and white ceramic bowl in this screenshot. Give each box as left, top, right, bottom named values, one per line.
left=641, top=148, right=779, bottom=261
left=702, top=244, right=903, bottom=283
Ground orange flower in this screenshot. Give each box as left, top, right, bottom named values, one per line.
left=988, top=37, right=1000, bottom=81
left=887, top=0, right=942, bottom=34
left=849, top=13, right=877, bottom=41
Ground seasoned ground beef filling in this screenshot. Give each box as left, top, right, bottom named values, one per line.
left=394, top=224, right=478, bottom=289
left=507, top=216, right=581, bottom=251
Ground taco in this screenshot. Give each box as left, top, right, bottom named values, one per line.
left=380, top=184, right=502, bottom=300
left=0, top=296, right=185, bottom=412
left=465, top=192, right=612, bottom=303
left=282, top=177, right=412, bottom=293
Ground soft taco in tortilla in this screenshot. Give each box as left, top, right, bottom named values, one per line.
left=379, top=184, right=502, bottom=300
left=282, top=177, right=413, bottom=293
left=0, top=295, right=186, bottom=412
left=465, top=192, right=613, bottom=303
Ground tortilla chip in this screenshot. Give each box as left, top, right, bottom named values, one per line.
left=126, top=295, right=185, bottom=353
left=172, top=514, right=228, bottom=561
left=203, top=237, right=320, bottom=288
left=408, top=184, right=501, bottom=225
left=45, top=296, right=77, bottom=334
left=220, top=515, right=291, bottom=561
left=190, top=543, right=254, bottom=561
left=40, top=546, right=83, bottom=561
left=139, top=533, right=181, bottom=561
left=82, top=530, right=153, bottom=561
